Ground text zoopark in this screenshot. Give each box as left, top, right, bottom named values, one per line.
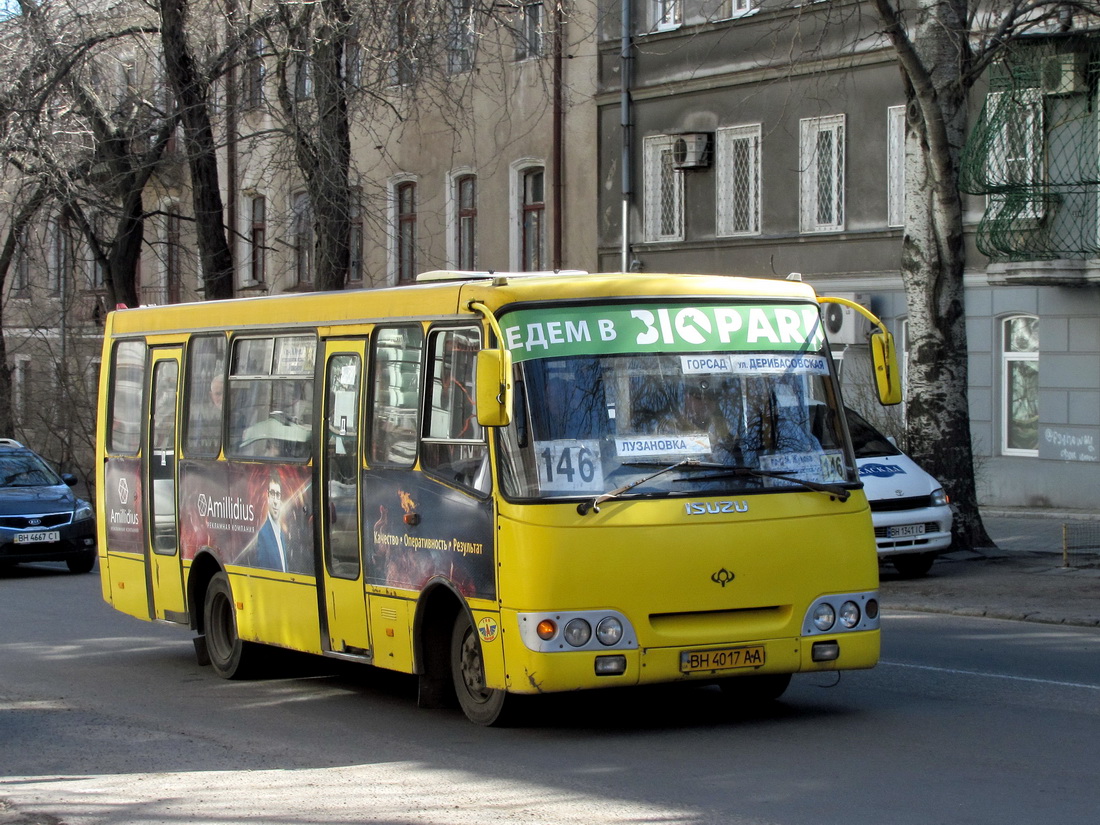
left=499, top=303, right=825, bottom=362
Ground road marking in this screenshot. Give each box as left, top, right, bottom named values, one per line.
left=882, top=660, right=1100, bottom=691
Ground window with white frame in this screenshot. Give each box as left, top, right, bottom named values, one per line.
left=14, top=356, right=31, bottom=425
left=643, top=135, right=684, bottom=242
left=244, top=36, right=265, bottom=108
left=986, top=89, right=1044, bottom=219
left=520, top=167, right=545, bottom=271
left=455, top=173, right=477, bottom=270
left=716, top=124, right=761, bottom=236
left=1002, top=314, right=1039, bottom=455
left=799, top=114, right=845, bottom=233
left=727, top=0, right=757, bottom=17
left=887, top=105, right=906, bottom=227
left=652, top=0, right=681, bottom=31
left=515, top=1, right=544, bottom=60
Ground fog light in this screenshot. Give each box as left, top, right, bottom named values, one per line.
left=595, top=655, right=627, bottom=675
left=812, top=640, right=840, bottom=662
left=839, top=601, right=861, bottom=628
left=536, top=619, right=557, bottom=641
left=865, top=599, right=879, bottom=620
left=563, top=618, right=592, bottom=647
left=812, top=603, right=836, bottom=631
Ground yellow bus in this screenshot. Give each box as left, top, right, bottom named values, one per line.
left=96, top=271, right=900, bottom=724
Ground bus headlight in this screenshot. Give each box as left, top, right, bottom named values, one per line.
left=596, top=616, right=624, bottom=646
left=812, top=603, right=836, bottom=632
left=839, top=601, right=861, bottom=628
left=563, top=618, right=592, bottom=647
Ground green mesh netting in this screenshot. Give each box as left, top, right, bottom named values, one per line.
left=959, top=37, right=1100, bottom=262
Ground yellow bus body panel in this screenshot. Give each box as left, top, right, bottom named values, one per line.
left=101, top=552, right=152, bottom=620
left=227, top=570, right=324, bottom=655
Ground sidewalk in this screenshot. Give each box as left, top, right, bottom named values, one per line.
left=878, top=510, right=1100, bottom=627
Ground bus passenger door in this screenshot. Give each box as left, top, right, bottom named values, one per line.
left=145, top=348, right=186, bottom=621
left=319, top=342, right=371, bottom=656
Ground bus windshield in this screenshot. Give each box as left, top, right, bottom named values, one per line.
left=497, top=301, right=853, bottom=501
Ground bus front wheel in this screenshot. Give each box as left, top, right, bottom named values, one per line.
left=203, top=572, right=259, bottom=679
left=450, top=612, right=510, bottom=726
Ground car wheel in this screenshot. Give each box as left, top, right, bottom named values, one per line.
left=203, top=572, right=261, bottom=679
left=450, top=611, right=513, bottom=726
left=892, top=553, right=935, bottom=578
left=66, top=551, right=96, bottom=574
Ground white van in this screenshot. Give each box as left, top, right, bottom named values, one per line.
left=846, top=408, right=954, bottom=578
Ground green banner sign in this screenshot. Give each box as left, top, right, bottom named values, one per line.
left=500, top=303, right=824, bottom=362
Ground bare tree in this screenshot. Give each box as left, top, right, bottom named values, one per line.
left=866, top=0, right=1100, bottom=547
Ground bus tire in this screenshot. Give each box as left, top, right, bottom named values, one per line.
left=203, top=572, right=259, bottom=679
left=450, top=611, right=510, bottom=726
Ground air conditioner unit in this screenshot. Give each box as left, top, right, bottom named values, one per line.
left=1041, top=54, right=1087, bottom=96
left=821, top=293, right=871, bottom=346
left=673, top=133, right=712, bottom=169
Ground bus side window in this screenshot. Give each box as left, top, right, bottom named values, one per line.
left=369, top=326, right=423, bottom=466
left=421, top=327, right=489, bottom=494
left=228, top=335, right=315, bottom=460
left=183, top=335, right=227, bottom=457
left=108, top=340, right=147, bottom=455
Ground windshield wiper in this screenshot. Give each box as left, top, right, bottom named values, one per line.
left=577, top=459, right=702, bottom=515
left=675, top=465, right=852, bottom=502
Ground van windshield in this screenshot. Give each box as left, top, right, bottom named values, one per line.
left=495, top=301, right=856, bottom=501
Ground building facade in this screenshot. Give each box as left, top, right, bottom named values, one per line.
left=594, top=0, right=1100, bottom=510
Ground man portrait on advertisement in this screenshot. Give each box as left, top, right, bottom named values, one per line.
left=255, top=469, right=291, bottom=572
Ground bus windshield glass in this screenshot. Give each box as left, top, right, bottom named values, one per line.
left=497, top=301, right=854, bottom=500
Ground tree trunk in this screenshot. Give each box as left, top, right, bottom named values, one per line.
left=881, top=0, right=993, bottom=549
left=160, top=0, right=235, bottom=300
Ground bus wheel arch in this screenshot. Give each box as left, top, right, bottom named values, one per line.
left=412, top=580, right=463, bottom=710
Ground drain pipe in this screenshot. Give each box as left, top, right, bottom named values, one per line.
left=552, top=2, right=564, bottom=269
left=620, top=0, right=634, bottom=273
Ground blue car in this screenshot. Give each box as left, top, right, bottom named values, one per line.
left=0, top=439, right=97, bottom=574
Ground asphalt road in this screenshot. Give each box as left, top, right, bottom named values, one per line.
left=2, top=546, right=1098, bottom=825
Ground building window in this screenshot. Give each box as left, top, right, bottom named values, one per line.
left=249, top=195, right=266, bottom=285
left=396, top=181, right=417, bottom=284
left=245, top=36, right=265, bottom=108
left=456, top=174, right=477, bottom=270
left=1002, top=315, right=1039, bottom=455
left=716, top=124, right=761, bottom=237
left=800, top=114, right=845, bottom=233
left=727, top=0, right=756, bottom=17
left=521, top=167, right=545, bottom=270
left=391, top=0, right=419, bottom=85
left=515, top=1, right=543, bottom=60
left=295, top=55, right=313, bottom=100
left=349, top=188, right=363, bottom=285
left=13, top=357, right=31, bottom=426
left=166, top=205, right=181, bottom=303
left=448, top=0, right=475, bottom=73
left=652, top=0, right=681, bottom=31
left=887, top=105, right=906, bottom=228
left=643, top=135, right=684, bottom=242
left=986, top=89, right=1044, bottom=220
left=11, top=228, right=29, bottom=298
left=292, top=191, right=313, bottom=286
left=49, top=213, right=71, bottom=296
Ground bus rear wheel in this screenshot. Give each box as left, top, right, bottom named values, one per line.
left=203, top=572, right=259, bottom=679
left=450, top=612, right=510, bottom=726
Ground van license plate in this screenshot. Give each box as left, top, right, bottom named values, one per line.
left=15, top=531, right=60, bottom=544
left=680, top=645, right=765, bottom=673
left=888, top=524, right=925, bottom=538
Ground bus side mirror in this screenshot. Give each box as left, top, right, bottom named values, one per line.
left=871, top=331, right=902, bottom=406
left=476, top=349, right=513, bottom=427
